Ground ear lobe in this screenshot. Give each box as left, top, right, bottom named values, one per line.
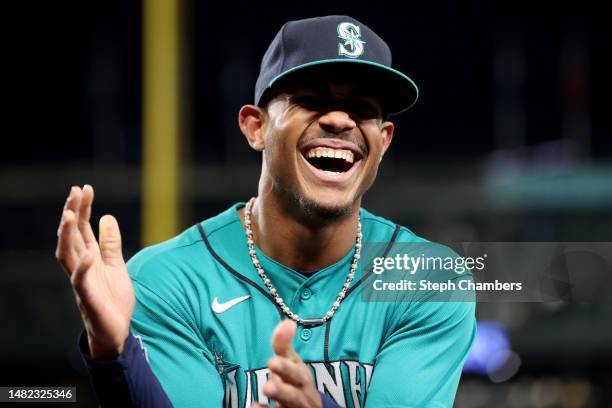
left=238, top=105, right=266, bottom=151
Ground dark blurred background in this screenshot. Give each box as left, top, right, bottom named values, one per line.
left=2, top=0, right=611, bottom=407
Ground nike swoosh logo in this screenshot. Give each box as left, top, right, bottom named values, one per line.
left=211, top=295, right=251, bottom=313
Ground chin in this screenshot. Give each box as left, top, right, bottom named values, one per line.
left=305, top=198, right=354, bottom=220
left=274, top=181, right=358, bottom=223
left=294, top=189, right=358, bottom=222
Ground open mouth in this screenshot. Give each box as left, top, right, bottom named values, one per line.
left=302, top=146, right=360, bottom=174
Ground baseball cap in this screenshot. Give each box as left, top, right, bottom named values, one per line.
left=255, top=15, right=419, bottom=115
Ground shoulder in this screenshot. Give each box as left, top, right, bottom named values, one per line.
left=359, top=208, right=476, bottom=317
left=126, top=226, right=200, bottom=277
left=127, top=203, right=243, bottom=282
left=360, top=207, right=429, bottom=244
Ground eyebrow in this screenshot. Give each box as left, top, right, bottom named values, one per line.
left=289, top=80, right=375, bottom=99
left=290, top=87, right=384, bottom=119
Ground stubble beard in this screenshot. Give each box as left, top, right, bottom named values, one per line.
left=272, top=178, right=356, bottom=225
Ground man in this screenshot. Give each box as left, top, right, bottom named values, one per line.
left=56, top=15, right=476, bottom=407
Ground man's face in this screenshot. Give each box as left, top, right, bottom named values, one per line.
left=253, top=70, right=394, bottom=220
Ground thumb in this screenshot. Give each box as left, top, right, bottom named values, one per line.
left=99, top=214, right=125, bottom=267
left=271, top=320, right=298, bottom=360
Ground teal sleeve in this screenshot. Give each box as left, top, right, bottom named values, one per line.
left=129, top=277, right=224, bottom=407
left=365, top=299, right=476, bottom=407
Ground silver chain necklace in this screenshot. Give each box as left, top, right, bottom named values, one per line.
left=244, top=197, right=362, bottom=326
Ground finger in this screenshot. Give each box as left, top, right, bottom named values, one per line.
left=250, top=404, right=269, bottom=408
left=271, top=320, right=301, bottom=363
left=55, top=209, right=79, bottom=275
left=263, top=377, right=302, bottom=407
left=65, top=186, right=83, bottom=218
left=78, top=184, right=97, bottom=247
left=64, top=186, right=86, bottom=255
left=60, top=186, right=77, bottom=213
left=99, top=215, right=124, bottom=268
left=70, top=248, right=96, bottom=294
left=268, top=356, right=310, bottom=387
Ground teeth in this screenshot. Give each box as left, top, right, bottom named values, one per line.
left=305, top=147, right=355, bottom=164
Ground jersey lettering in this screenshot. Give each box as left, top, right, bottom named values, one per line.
left=345, top=361, right=363, bottom=408
left=223, top=368, right=239, bottom=408
left=254, top=368, right=271, bottom=405
left=313, top=362, right=346, bottom=406
left=224, top=360, right=373, bottom=408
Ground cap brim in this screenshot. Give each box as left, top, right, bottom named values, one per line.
left=267, top=59, right=419, bottom=115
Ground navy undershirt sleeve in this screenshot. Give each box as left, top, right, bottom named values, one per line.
left=79, top=331, right=340, bottom=407
left=79, top=331, right=173, bottom=407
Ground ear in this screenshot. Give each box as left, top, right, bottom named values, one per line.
left=238, top=104, right=267, bottom=151
left=379, top=120, right=394, bottom=160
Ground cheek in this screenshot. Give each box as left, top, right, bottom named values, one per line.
left=264, top=113, right=312, bottom=157
left=360, top=130, right=386, bottom=178
left=263, top=135, right=282, bottom=168
left=263, top=128, right=298, bottom=175
left=363, top=128, right=385, bottom=157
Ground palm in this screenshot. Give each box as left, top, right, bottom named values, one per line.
left=76, top=247, right=134, bottom=357
left=56, top=185, right=135, bottom=359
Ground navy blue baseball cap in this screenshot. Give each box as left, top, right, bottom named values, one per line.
left=255, top=15, right=419, bottom=115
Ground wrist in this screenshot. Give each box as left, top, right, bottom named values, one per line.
left=88, top=332, right=129, bottom=361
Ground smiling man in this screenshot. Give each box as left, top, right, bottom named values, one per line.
left=56, top=15, right=476, bottom=407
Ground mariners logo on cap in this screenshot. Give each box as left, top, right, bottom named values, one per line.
left=337, top=22, right=365, bottom=58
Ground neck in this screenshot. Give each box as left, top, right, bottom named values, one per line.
left=238, top=191, right=361, bottom=271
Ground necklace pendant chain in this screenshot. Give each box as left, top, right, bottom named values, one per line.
left=244, top=197, right=362, bottom=326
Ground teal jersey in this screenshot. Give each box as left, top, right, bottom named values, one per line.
left=127, top=203, right=476, bottom=408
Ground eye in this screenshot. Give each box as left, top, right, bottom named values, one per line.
left=293, top=95, right=328, bottom=111
left=346, top=100, right=380, bottom=119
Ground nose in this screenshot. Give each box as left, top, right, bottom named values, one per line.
left=318, top=110, right=356, bottom=134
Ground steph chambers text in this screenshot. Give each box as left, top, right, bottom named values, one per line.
left=372, top=279, right=523, bottom=292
